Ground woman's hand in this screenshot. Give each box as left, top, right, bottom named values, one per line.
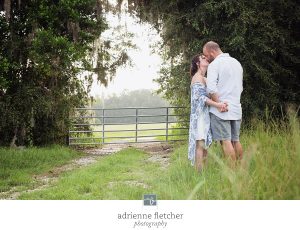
left=217, top=102, right=228, bottom=112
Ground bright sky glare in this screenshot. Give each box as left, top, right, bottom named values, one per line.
left=90, top=7, right=162, bottom=99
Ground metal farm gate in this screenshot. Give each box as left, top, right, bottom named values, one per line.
left=68, top=106, right=188, bottom=146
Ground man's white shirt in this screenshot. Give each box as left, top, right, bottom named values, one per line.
left=206, top=53, right=243, bottom=120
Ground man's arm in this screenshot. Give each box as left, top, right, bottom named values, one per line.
left=206, top=63, right=228, bottom=112
left=206, top=63, right=219, bottom=102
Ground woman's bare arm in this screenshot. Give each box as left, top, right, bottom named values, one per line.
left=205, top=98, right=228, bottom=112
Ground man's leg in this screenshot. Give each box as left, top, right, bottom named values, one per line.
left=232, top=141, right=243, bottom=159
left=231, top=120, right=242, bottom=159
left=221, top=140, right=236, bottom=160
left=203, top=148, right=208, bottom=164
left=210, top=113, right=236, bottom=160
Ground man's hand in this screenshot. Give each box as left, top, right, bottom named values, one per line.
left=217, top=102, right=228, bottom=112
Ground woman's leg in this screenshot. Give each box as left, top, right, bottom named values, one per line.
left=195, top=140, right=205, bottom=172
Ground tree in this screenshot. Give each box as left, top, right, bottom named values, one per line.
left=128, top=0, right=300, bottom=122
left=0, top=0, right=130, bottom=146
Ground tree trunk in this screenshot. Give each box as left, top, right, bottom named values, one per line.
left=10, top=127, right=17, bottom=147
left=4, top=0, right=11, bottom=21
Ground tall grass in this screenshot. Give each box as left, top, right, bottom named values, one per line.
left=154, top=114, right=300, bottom=199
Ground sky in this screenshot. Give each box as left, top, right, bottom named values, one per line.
left=89, top=5, right=162, bottom=99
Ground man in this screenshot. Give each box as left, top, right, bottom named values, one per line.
left=203, top=41, right=243, bottom=160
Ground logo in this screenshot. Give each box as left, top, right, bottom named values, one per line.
left=143, top=194, right=157, bottom=206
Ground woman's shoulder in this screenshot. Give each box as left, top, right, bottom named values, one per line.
left=191, top=75, right=206, bottom=86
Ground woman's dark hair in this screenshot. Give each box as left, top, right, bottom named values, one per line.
left=190, top=54, right=201, bottom=77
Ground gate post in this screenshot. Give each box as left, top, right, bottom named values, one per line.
left=135, top=108, right=138, bottom=143
left=166, top=107, right=169, bottom=142
left=102, top=109, right=105, bottom=144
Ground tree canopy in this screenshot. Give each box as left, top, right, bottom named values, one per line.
left=128, top=0, right=300, bottom=121
left=1, top=0, right=299, bottom=146
left=0, top=0, right=130, bottom=146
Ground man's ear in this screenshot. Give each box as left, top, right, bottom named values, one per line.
left=211, top=50, right=216, bottom=58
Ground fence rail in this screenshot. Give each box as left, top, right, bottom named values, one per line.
left=68, top=106, right=188, bottom=146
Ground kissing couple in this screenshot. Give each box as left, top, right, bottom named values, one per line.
left=188, top=41, right=243, bottom=172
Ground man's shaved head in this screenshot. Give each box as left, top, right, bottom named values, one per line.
left=203, top=41, right=222, bottom=63
left=203, top=41, right=221, bottom=52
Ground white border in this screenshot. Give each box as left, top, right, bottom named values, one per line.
left=0, top=200, right=299, bottom=230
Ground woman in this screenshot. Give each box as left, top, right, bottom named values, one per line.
left=188, top=54, right=227, bottom=172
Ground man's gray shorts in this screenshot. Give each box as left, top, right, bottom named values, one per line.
left=210, top=113, right=241, bottom=141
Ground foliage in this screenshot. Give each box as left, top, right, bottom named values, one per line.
left=128, top=0, right=300, bottom=122
left=0, top=0, right=130, bottom=146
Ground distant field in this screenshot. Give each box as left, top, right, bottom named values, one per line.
left=69, top=123, right=188, bottom=145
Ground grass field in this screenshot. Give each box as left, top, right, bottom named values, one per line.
left=18, top=148, right=159, bottom=199
left=0, top=146, right=83, bottom=194
left=17, top=115, right=300, bottom=200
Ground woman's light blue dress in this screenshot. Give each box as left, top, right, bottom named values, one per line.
left=188, top=82, right=212, bottom=165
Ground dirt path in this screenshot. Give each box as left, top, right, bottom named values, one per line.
left=0, top=142, right=172, bottom=200
left=80, top=142, right=173, bottom=169
left=132, top=142, right=173, bottom=169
